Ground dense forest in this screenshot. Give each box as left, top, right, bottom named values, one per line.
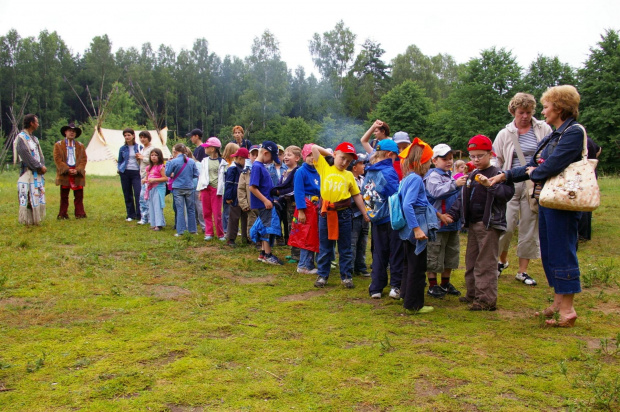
left=1, top=22, right=618, bottom=171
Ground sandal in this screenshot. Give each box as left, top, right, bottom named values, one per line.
left=535, top=306, right=558, bottom=318
left=545, top=313, right=577, bottom=328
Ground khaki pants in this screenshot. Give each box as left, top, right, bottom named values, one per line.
left=498, top=181, right=540, bottom=260
left=465, top=222, right=501, bottom=307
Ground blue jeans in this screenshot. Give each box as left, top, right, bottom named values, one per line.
left=298, top=248, right=315, bottom=270
left=222, top=202, right=230, bottom=235
left=119, top=169, right=141, bottom=219
left=539, top=205, right=581, bottom=294
left=351, top=215, right=369, bottom=273
left=139, top=183, right=149, bottom=223
left=173, top=188, right=197, bottom=235
left=317, top=208, right=353, bottom=281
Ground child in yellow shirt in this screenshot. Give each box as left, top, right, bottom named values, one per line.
left=312, top=142, right=369, bottom=289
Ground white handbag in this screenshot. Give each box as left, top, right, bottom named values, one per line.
left=538, top=125, right=600, bottom=212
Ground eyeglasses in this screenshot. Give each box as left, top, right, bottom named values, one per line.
left=469, top=153, right=489, bottom=160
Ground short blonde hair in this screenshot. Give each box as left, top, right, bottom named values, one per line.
left=284, top=145, right=301, bottom=159
left=541, top=85, right=580, bottom=121
left=222, top=142, right=240, bottom=162
left=454, top=159, right=465, bottom=171
left=508, top=93, right=537, bottom=115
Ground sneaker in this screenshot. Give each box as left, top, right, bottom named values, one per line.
left=314, top=276, right=327, bottom=288
left=137, top=220, right=147, bottom=225
left=440, top=282, right=462, bottom=296
left=497, top=261, right=509, bottom=276
left=226, top=240, right=236, bottom=248
left=357, top=270, right=371, bottom=277
left=427, top=285, right=446, bottom=298
left=405, top=306, right=434, bottom=315
left=126, top=217, right=133, bottom=222
left=219, top=237, right=227, bottom=241
left=515, top=272, right=537, bottom=286
left=264, top=254, right=284, bottom=265
left=341, top=278, right=355, bottom=289
left=370, top=292, right=381, bottom=299
left=204, top=235, right=213, bottom=241
left=297, top=267, right=318, bottom=275
left=389, top=288, right=401, bottom=299
left=174, top=233, right=181, bottom=237
left=469, top=302, right=497, bottom=311
left=257, top=252, right=266, bottom=262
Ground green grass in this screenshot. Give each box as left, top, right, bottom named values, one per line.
left=0, top=172, right=618, bottom=411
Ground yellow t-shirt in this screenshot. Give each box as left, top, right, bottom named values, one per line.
left=314, top=155, right=360, bottom=203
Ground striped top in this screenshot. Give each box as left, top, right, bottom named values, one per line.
left=512, top=128, right=538, bottom=167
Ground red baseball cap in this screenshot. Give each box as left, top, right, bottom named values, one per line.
left=231, top=147, right=249, bottom=159
left=467, top=135, right=493, bottom=152
left=334, top=142, right=358, bottom=160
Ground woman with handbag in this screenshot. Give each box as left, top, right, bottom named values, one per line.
left=492, top=93, right=552, bottom=286
left=490, top=85, right=588, bottom=327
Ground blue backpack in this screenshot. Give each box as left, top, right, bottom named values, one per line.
left=389, top=181, right=407, bottom=230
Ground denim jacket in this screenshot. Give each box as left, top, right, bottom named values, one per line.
left=165, top=154, right=199, bottom=189
left=398, top=204, right=439, bottom=255
left=117, top=143, right=144, bottom=173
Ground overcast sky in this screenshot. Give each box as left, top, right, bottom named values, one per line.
left=1, top=0, right=618, bottom=75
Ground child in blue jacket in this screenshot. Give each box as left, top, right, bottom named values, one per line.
left=423, top=144, right=467, bottom=299
left=362, top=139, right=403, bottom=299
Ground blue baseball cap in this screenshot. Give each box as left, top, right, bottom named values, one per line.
left=376, top=139, right=399, bottom=154
left=261, top=141, right=280, bottom=164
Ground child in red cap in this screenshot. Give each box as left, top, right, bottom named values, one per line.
left=443, top=135, right=515, bottom=311
left=311, top=142, right=370, bottom=289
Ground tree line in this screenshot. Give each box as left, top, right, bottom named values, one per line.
left=1, top=22, right=618, bottom=171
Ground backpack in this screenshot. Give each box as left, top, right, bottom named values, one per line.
left=389, top=180, right=407, bottom=230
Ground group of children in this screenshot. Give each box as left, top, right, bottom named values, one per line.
left=135, top=122, right=516, bottom=314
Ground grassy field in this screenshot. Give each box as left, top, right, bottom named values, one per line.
left=0, top=171, right=618, bottom=411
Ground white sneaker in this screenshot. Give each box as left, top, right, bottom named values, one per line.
left=516, top=272, right=537, bottom=286
left=174, top=233, right=181, bottom=237
left=219, top=237, right=227, bottom=241
left=126, top=217, right=133, bottom=222
left=297, top=267, right=318, bottom=275
left=204, top=236, right=213, bottom=241
left=370, top=292, right=381, bottom=299
left=137, top=220, right=146, bottom=225
left=389, top=288, right=401, bottom=299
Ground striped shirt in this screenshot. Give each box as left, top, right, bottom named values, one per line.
left=512, top=128, right=538, bottom=167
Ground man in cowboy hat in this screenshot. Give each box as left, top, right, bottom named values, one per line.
left=53, top=122, right=88, bottom=219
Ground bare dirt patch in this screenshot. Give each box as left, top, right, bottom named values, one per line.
left=147, top=285, right=192, bottom=300
left=0, top=297, right=29, bottom=308
left=147, top=350, right=186, bottom=367
left=233, top=274, right=276, bottom=284
left=167, top=405, right=205, bottom=412
left=278, top=289, right=326, bottom=302
left=496, top=309, right=529, bottom=320
left=597, top=300, right=620, bottom=316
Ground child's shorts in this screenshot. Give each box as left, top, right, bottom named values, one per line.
left=426, top=230, right=460, bottom=273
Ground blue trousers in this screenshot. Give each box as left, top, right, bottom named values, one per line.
left=351, top=215, right=369, bottom=273
left=539, top=206, right=581, bottom=294
left=317, top=208, right=353, bottom=281
left=173, top=188, right=197, bottom=235
left=119, top=169, right=141, bottom=220
left=369, top=221, right=404, bottom=295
